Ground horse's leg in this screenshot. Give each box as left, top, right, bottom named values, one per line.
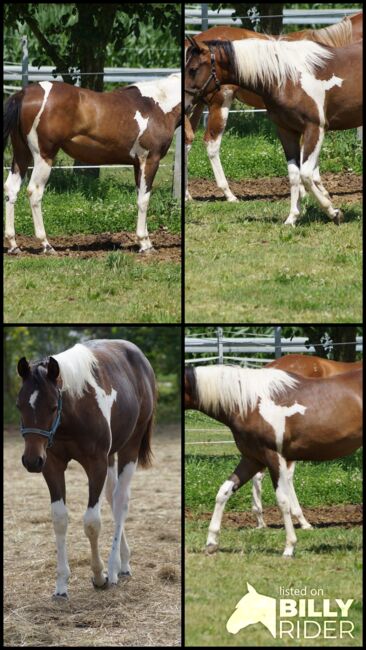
left=275, top=125, right=303, bottom=226
left=133, top=154, right=160, bottom=252
left=266, top=452, right=297, bottom=557
left=4, top=133, right=32, bottom=254
left=252, top=470, right=266, bottom=528
left=286, top=461, right=313, bottom=530
left=42, top=456, right=70, bottom=598
left=107, top=455, right=138, bottom=584
left=206, top=455, right=264, bottom=553
left=185, top=105, right=204, bottom=201
left=300, top=124, right=343, bottom=224
left=83, top=458, right=109, bottom=588
left=104, top=453, right=131, bottom=577
left=26, top=149, right=56, bottom=253
left=313, top=166, right=330, bottom=199
left=203, top=89, right=238, bottom=202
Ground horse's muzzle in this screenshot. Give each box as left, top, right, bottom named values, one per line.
left=22, top=455, right=45, bottom=473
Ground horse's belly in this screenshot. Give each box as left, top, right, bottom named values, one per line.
left=62, top=136, right=134, bottom=165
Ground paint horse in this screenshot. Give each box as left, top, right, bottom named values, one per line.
left=185, top=12, right=362, bottom=203
left=4, top=73, right=181, bottom=254
left=17, top=339, right=156, bottom=598
left=185, top=37, right=362, bottom=224
left=184, top=364, right=362, bottom=557
left=251, top=355, right=363, bottom=529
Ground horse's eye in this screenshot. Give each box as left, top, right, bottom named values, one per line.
left=189, top=68, right=197, bottom=78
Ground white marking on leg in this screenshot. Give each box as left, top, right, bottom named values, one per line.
left=259, top=398, right=306, bottom=454
left=206, top=479, right=235, bottom=547
left=252, top=471, right=266, bottom=528
left=83, top=499, right=106, bottom=587
left=51, top=499, right=70, bottom=597
left=136, top=158, right=152, bottom=251
left=286, top=462, right=312, bottom=529
left=284, top=160, right=301, bottom=225
left=29, top=390, right=39, bottom=410
left=26, top=82, right=54, bottom=251
left=105, top=462, right=117, bottom=508
left=276, top=456, right=297, bottom=557
left=4, top=170, right=23, bottom=251
left=108, top=460, right=137, bottom=583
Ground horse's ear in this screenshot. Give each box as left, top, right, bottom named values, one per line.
left=186, top=34, right=202, bottom=52
left=18, top=357, right=30, bottom=379
left=47, top=357, right=60, bottom=382
left=247, top=582, right=256, bottom=594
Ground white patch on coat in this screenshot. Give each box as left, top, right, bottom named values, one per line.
left=300, top=73, right=343, bottom=127
left=259, top=398, right=307, bottom=454
left=93, top=385, right=117, bottom=429
left=27, top=81, right=53, bottom=150
left=130, top=111, right=149, bottom=158
left=29, top=389, right=39, bottom=410
left=133, top=73, right=181, bottom=114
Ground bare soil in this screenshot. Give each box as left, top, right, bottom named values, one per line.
left=185, top=504, right=363, bottom=529
left=4, top=229, right=181, bottom=262
left=188, top=172, right=362, bottom=203
left=4, top=426, right=181, bottom=647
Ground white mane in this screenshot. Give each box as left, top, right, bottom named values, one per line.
left=53, top=343, right=98, bottom=399
left=195, top=365, right=298, bottom=417
left=232, top=38, right=334, bottom=89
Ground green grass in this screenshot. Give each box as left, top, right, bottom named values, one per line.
left=185, top=529, right=362, bottom=646
left=4, top=254, right=180, bottom=323
left=185, top=199, right=362, bottom=322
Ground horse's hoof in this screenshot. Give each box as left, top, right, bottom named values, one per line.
left=139, top=246, right=155, bottom=255
left=8, top=246, right=22, bottom=255
left=43, top=245, right=57, bottom=255
left=205, top=544, right=218, bottom=555
left=118, top=570, right=132, bottom=577
left=332, top=209, right=344, bottom=225
left=227, top=196, right=239, bottom=203
left=301, top=523, right=313, bottom=530
left=92, top=576, right=108, bottom=589
left=52, top=592, right=68, bottom=600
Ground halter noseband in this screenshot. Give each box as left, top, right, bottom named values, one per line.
left=185, top=45, right=222, bottom=106
left=20, top=389, right=62, bottom=448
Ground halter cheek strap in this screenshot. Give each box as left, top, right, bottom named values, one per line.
left=185, top=47, right=222, bottom=105
left=20, top=390, right=63, bottom=449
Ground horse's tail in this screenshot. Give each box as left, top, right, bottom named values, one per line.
left=4, top=90, right=24, bottom=152
left=138, top=376, right=157, bottom=469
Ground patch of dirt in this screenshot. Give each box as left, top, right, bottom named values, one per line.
left=188, top=172, right=362, bottom=204
left=185, top=504, right=363, bottom=529
left=4, top=229, right=181, bottom=262
left=4, top=426, right=181, bottom=646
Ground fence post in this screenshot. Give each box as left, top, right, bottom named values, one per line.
left=217, top=327, right=223, bottom=364
left=21, top=35, right=28, bottom=87
left=201, top=4, right=208, bottom=31
left=274, top=326, right=282, bottom=358
left=173, top=126, right=181, bottom=201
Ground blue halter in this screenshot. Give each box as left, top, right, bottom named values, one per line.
left=20, top=390, right=63, bottom=448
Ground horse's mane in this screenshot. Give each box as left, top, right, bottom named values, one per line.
left=52, top=343, right=98, bottom=398
left=297, top=14, right=354, bottom=48
left=194, top=365, right=298, bottom=417
left=206, top=38, right=334, bottom=89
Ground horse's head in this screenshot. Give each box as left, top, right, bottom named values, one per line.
left=17, top=356, right=61, bottom=472
left=185, top=37, right=225, bottom=113
left=227, top=583, right=276, bottom=637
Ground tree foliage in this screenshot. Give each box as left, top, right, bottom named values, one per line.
left=4, top=3, right=181, bottom=90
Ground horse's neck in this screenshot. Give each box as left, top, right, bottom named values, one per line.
left=195, top=403, right=237, bottom=429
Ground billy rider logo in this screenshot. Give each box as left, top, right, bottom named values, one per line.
left=226, top=583, right=354, bottom=640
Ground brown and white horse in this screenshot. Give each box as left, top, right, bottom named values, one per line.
left=251, top=355, right=363, bottom=529
left=185, top=12, right=362, bottom=204
left=17, top=339, right=156, bottom=598
left=185, top=36, right=362, bottom=224
left=184, top=364, right=362, bottom=556
left=4, top=74, right=181, bottom=254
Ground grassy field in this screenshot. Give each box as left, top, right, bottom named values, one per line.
left=4, top=148, right=181, bottom=323
left=185, top=121, right=362, bottom=322
left=185, top=411, right=363, bottom=647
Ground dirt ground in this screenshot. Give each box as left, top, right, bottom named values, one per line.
left=188, top=172, right=362, bottom=203
left=4, top=426, right=181, bottom=647
left=185, top=504, right=363, bottom=529
left=3, top=229, right=181, bottom=262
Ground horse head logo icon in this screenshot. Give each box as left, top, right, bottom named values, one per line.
left=226, top=583, right=277, bottom=637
